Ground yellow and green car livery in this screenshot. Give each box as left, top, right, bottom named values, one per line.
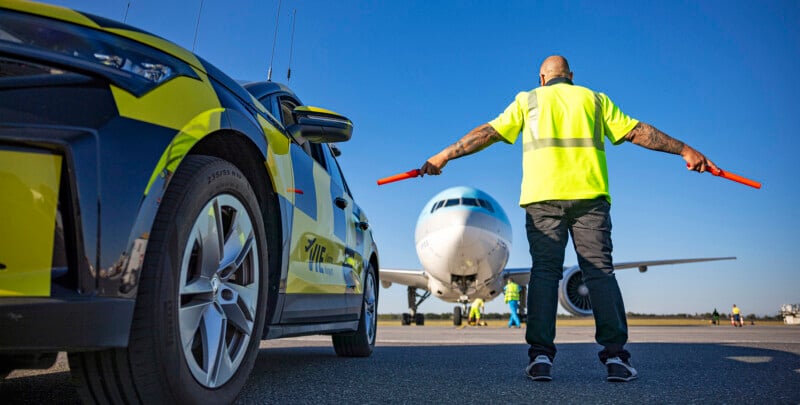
left=0, top=1, right=379, bottom=403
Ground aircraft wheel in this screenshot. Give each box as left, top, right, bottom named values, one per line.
left=453, top=307, right=462, bottom=326
left=332, top=262, right=378, bottom=357
left=401, top=313, right=412, bottom=325
left=69, top=156, right=269, bottom=404
left=414, top=313, right=425, bottom=326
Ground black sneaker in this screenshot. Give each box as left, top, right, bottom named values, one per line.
left=606, top=357, right=638, bottom=382
left=525, top=355, right=552, bottom=382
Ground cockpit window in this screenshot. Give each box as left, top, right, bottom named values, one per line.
left=478, top=199, right=494, bottom=212
left=429, top=197, right=495, bottom=213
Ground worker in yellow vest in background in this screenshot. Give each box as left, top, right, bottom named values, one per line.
left=505, top=279, right=522, bottom=328
left=731, top=304, right=743, bottom=327
left=469, top=298, right=485, bottom=326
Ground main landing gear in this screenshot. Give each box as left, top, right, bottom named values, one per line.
left=401, top=287, right=429, bottom=325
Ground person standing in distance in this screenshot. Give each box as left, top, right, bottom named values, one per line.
left=419, top=55, right=716, bottom=382
left=504, top=278, right=522, bottom=328
left=731, top=304, right=742, bottom=327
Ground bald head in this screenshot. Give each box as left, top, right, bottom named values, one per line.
left=539, top=55, right=573, bottom=86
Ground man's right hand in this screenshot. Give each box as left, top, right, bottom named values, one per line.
left=420, top=152, right=448, bottom=176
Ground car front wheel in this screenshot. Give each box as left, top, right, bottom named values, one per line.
left=69, top=155, right=269, bottom=404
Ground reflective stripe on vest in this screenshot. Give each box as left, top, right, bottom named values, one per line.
left=522, top=89, right=605, bottom=152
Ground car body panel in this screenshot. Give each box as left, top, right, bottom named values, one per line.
left=0, top=1, right=378, bottom=356
left=0, top=148, right=62, bottom=296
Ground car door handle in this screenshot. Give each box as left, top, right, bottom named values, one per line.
left=334, top=197, right=348, bottom=209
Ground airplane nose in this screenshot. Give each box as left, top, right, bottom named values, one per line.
left=415, top=208, right=512, bottom=279
left=417, top=225, right=505, bottom=277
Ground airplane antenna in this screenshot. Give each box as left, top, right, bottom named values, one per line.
left=123, top=1, right=131, bottom=23
left=192, top=0, right=205, bottom=53
left=287, top=9, right=296, bottom=81
left=267, top=0, right=282, bottom=81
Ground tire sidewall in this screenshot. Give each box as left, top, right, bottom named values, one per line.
left=364, top=263, right=378, bottom=350
left=139, top=157, right=268, bottom=404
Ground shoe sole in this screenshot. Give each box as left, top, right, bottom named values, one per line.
left=607, top=375, right=638, bottom=382
left=527, top=374, right=552, bottom=382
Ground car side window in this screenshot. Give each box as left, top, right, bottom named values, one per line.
left=322, top=144, right=351, bottom=197
left=257, top=95, right=281, bottom=121
left=307, top=142, right=328, bottom=168
left=255, top=94, right=299, bottom=129
left=279, top=97, right=297, bottom=127
left=259, top=94, right=313, bottom=154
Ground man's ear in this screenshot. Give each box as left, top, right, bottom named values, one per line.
left=569, top=72, right=574, bottom=81
left=539, top=74, right=546, bottom=86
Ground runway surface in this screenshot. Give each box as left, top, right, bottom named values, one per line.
left=2, top=325, right=798, bottom=404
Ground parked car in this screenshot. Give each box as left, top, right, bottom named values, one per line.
left=0, top=1, right=379, bottom=403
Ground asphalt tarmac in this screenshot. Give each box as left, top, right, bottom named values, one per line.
left=2, top=325, right=798, bottom=404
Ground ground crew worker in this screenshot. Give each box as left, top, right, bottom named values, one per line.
left=712, top=308, right=720, bottom=325
left=469, top=298, right=484, bottom=325
left=419, top=55, right=716, bottom=383
left=732, top=304, right=742, bottom=327
left=504, top=279, right=522, bottom=328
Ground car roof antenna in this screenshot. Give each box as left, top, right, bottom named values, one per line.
left=267, top=0, right=282, bottom=81
left=192, top=0, right=205, bottom=53
left=287, top=9, right=296, bottom=81
left=123, top=1, right=131, bottom=23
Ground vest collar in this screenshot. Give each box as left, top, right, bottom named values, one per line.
left=545, top=77, right=573, bottom=86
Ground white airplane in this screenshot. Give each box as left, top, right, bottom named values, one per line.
left=379, top=186, right=736, bottom=326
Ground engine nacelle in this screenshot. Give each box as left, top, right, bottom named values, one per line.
left=558, top=265, right=593, bottom=316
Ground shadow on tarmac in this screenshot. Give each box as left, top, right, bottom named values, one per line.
left=1, top=343, right=798, bottom=404
left=238, top=342, right=800, bottom=404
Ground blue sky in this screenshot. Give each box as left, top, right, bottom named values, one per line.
left=49, top=0, right=798, bottom=317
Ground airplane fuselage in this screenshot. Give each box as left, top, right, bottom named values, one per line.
left=414, top=187, right=512, bottom=304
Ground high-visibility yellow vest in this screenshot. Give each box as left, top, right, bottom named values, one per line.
left=489, top=79, right=639, bottom=206
left=504, top=281, right=520, bottom=303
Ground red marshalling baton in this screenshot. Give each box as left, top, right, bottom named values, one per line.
left=377, top=169, right=421, bottom=185
left=691, top=164, right=761, bottom=189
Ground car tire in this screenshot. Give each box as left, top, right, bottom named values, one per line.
left=332, top=262, right=377, bottom=357
left=69, top=155, right=269, bottom=404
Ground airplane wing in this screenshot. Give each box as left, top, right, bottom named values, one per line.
left=501, top=256, right=736, bottom=286
left=501, top=267, right=532, bottom=286
left=613, top=257, right=736, bottom=271
left=379, top=268, right=429, bottom=290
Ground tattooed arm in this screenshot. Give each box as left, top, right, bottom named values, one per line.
left=624, top=122, right=717, bottom=172
left=420, top=123, right=504, bottom=175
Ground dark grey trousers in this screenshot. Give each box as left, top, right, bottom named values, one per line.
left=523, top=198, right=630, bottom=364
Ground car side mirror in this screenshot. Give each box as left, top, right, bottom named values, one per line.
left=287, top=106, right=352, bottom=144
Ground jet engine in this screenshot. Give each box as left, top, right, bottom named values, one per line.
left=557, top=265, right=593, bottom=316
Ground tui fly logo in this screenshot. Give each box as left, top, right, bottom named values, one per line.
left=305, top=237, right=334, bottom=275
